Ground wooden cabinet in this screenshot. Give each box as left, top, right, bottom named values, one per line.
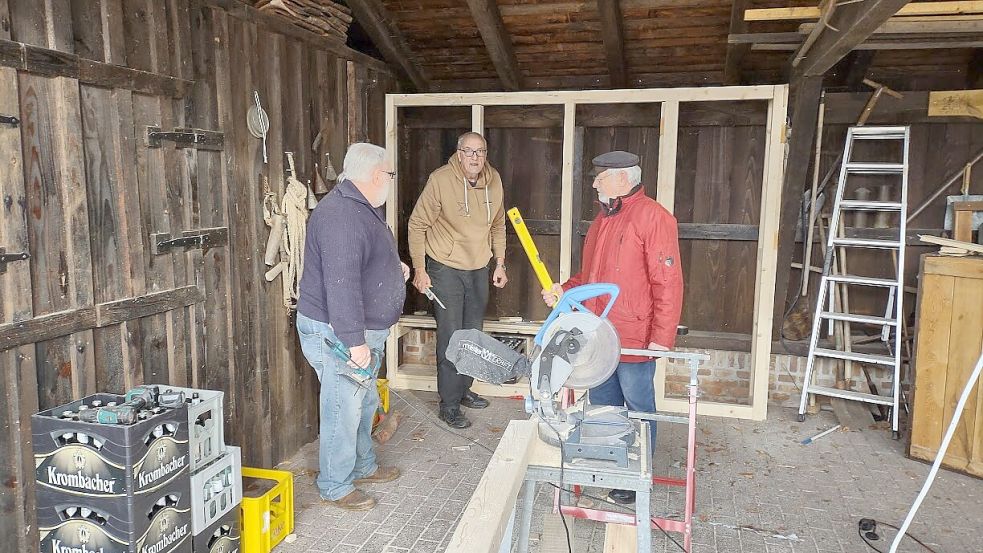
left=910, top=254, right=983, bottom=478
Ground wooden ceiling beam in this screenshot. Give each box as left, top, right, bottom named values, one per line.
left=792, top=0, right=912, bottom=76
left=347, top=0, right=429, bottom=91
left=724, top=0, right=751, bottom=84
left=465, top=0, right=522, bottom=90
left=841, top=50, right=877, bottom=90
left=746, top=1, right=983, bottom=21
left=596, top=0, right=628, bottom=88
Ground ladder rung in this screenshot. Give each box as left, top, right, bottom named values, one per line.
left=813, top=348, right=896, bottom=366
left=844, top=162, right=906, bottom=174
left=849, top=126, right=907, bottom=137
left=820, top=311, right=898, bottom=326
left=831, top=237, right=902, bottom=249
left=826, top=275, right=898, bottom=287
left=838, top=200, right=904, bottom=211
left=805, top=385, right=896, bottom=406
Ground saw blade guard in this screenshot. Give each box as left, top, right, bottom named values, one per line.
left=533, top=284, right=621, bottom=392
left=534, top=283, right=619, bottom=346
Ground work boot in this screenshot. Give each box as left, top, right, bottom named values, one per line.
left=460, top=390, right=489, bottom=409
left=608, top=489, right=636, bottom=505
left=439, top=407, right=472, bottom=429
left=354, top=466, right=401, bottom=485
left=321, top=489, right=376, bottom=511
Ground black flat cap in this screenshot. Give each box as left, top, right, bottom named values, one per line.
left=591, top=150, right=640, bottom=175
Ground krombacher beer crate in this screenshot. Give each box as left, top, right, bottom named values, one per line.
left=156, top=386, right=226, bottom=473
left=37, top=489, right=194, bottom=553
left=33, top=393, right=192, bottom=517
left=192, top=505, right=240, bottom=553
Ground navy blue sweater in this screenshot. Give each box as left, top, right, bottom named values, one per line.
left=297, top=180, right=406, bottom=347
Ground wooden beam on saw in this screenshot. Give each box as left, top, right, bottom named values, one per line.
left=793, top=0, right=912, bottom=77
left=346, top=0, right=429, bottom=91
left=596, top=0, right=628, bottom=88
left=772, top=75, right=823, bottom=341
left=465, top=0, right=522, bottom=91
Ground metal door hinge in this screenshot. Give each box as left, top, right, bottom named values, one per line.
left=146, top=126, right=224, bottom=150
left=0, top=248, right=30, bottom=273
left=151, top=227, right=229, bottom=255
left=0, top=114, right=20, bottom=127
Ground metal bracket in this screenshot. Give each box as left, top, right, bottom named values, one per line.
left=0, top=115, right=20, bottom=127
left=151, top=227, right=229, bottom=256
left=146, top=126, right=224, bottom=150
left=0, top=248, right=30, bottom=274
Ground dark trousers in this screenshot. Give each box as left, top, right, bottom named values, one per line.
left=427, top=257, right=489, bottom=411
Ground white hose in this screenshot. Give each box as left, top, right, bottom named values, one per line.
left=889, top=350, right=983, bottom=553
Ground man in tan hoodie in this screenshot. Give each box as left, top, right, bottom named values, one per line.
left=408, top=132, right=508, bottom=428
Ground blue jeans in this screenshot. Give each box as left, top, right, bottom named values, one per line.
left=296, top=313, right=389, bottom=501
left=588, top=360, right=658, bottom=454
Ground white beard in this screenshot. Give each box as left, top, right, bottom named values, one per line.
left=597, top=192, right=610, bottom=205
left=371, top=183, right=391, bottom=208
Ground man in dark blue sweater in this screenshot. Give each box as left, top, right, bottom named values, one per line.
left=296, top=142, right=409, bottom=511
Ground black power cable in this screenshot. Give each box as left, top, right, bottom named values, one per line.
left=857, top=518, right=939, bottom=553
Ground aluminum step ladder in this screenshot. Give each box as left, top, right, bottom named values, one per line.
left=797, top=125, right=910, bottom=438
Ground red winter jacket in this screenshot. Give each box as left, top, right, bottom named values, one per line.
left=562, top=189, right=684, bottom=362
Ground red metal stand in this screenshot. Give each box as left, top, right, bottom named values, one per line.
left=553, top=384, right=699, bottom=551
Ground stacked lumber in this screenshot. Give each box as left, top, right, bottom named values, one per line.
left=253, top=0, right=354, bottom=40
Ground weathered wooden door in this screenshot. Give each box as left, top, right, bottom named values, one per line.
left=0, top=2, right=233, bottom=551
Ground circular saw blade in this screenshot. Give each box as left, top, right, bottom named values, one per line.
left=541, top=312, right=620, bottom=389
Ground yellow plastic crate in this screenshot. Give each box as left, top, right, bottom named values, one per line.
left=240, top=466, right=295, bottom=553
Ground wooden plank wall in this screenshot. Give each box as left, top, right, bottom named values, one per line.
left=790, top=121, right=983, bottom=326
left=397, top=100, right=982, bottom=342
left=0, top=1, right=395, bottom=550
left=396, top=102, right=768, bottom=334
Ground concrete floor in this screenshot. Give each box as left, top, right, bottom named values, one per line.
left=273, top=389, right=983, bottom=553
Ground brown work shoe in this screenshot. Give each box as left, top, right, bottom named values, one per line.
left=321, top=489, right=377, bottom=511
left=353, top=466, right=401, bottom=485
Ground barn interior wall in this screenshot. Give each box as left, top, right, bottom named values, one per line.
left=0, top=1, right=395, bottom=550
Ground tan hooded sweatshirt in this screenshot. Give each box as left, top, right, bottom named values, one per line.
left=408, top=153, right=507, bottom=271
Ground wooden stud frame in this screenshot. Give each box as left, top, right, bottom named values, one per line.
left=385, top=85, right=789, bottom=421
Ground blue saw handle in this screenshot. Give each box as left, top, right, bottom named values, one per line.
left=535, top=283, right=619, bottom=346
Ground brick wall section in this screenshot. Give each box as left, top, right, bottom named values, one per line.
left=400, top=329, right=897, bottom=407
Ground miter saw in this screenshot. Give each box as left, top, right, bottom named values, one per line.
left=447, top=284, right=638, bottom=467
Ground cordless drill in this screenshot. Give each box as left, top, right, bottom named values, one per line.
left=78, top=404, right=139, bottom=425
left=323, top=337, right=381, bottom=383
left=124, top=385, right=159, bottom=410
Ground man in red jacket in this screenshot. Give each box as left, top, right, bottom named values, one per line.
left=542, top=150, right=684, bottom=505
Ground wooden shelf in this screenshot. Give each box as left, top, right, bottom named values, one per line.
left=398, top=315, right=543, bottom=335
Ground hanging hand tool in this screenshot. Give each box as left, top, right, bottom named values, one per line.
left=507, top=207, right=554, bottom=291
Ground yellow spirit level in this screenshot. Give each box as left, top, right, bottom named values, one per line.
left=507, top=207, right=554, bottom=291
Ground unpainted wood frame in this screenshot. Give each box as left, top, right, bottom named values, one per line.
left=384, top=85, right=789, bottom=421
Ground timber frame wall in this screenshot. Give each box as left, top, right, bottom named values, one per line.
left=0, top=1, right=394, bottom=551
left=384, top=85, right=789, bottom=422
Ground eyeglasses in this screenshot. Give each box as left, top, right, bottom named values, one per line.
left=458, top=148, right=488, bottom=158
left=382, top=170, right=396, bottom=180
